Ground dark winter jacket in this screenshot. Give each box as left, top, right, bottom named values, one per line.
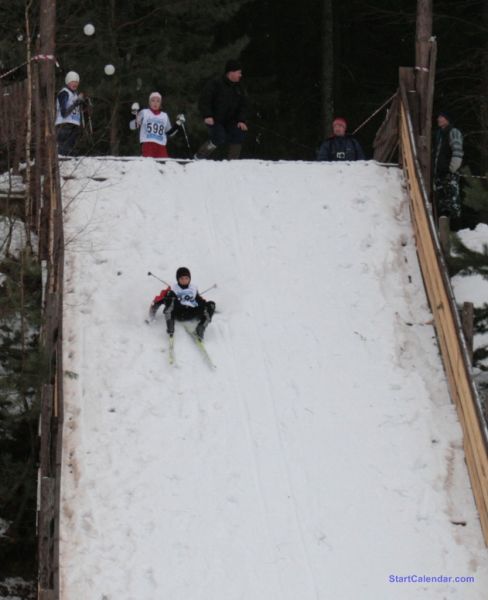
left=433, top=125, right=463, bottom=178
left=198, top=75, right=247, bottom=125
left=317, top=135, right=365, bottom=162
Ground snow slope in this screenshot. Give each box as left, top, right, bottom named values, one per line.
left=60, top=158, right=488, bottom=600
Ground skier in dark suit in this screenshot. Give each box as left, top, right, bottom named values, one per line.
left=149, top=267, right=215, bottom=340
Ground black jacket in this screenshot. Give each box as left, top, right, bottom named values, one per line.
left=198, top=75, right=247, bottom=125
left=433, top=125, right=463, bottom=177
left=317, top=135, right=365, bottom=162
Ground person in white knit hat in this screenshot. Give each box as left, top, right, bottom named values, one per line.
left=55, top=71, right=87, bottom=155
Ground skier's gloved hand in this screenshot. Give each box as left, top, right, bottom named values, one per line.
left=129, top=119, right=137, bottom=131
left=176, top=113, right=186, bottom=126
left=75, top=93, right=87, bottom=107
left=449, top=157, right=462, bottom=173
left=131, top=102, right=140, bottom=115
left=148, top=302, right=157, bottom=319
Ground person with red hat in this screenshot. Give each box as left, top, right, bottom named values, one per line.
left=149, top=267, right=216, bottom=340
left=195, top=59, right=248, bottom=160
left=317, top=117, right=365, bottom=162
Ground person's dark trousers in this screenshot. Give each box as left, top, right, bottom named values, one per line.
left=195, top=123, right=246, bottom=159
left=56, top=124, right=80, bottom=156
left=162, top=295, right=216, bottom=337
left=207, top=122, right=246, bottom=147
left=434, top=172, right=461, bottom=218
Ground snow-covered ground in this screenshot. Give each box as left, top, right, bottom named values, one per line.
left=452, top=223, right=488, bottom=370
left=60, top=158, right=488, bottom=600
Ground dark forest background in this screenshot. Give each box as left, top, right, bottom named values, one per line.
left=0, top=0, right=487, bottom=591
left=1, top=0, right=487, bottom=169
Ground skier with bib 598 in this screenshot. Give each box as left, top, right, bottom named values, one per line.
left=131, top=91, right=185, bottom=158
left=149, top=267, right=215, bottom=340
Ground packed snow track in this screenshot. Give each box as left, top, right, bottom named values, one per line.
left=60, top=158, right=488, bottom=599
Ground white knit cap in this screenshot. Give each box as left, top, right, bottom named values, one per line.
left=149, top=92, right=162, bottom=102
left=65, top=71, right=80, bottom=85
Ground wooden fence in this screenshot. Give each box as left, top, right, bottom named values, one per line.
left=0, top=80, right=28, bottom=173
left=399, top=83, right=488, bottom=545
left=1, top=67, right=64, bottom=600
left=36, top=55, right=64, bottom=598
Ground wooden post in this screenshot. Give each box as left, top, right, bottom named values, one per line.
left=461, top=302, right=474, bottom=365
left=37, top=4, right=62, bottom=598
left=33, top=59, right=43, bottom=238
left=24, top=1, right=33, bottom=241
left=38, top=0, right=56, bottom=123
left=415, top=0, right=435, bottom=188
left=438, top=215, right=450, bottom=256
left=423, top=38, right=437, bottom=194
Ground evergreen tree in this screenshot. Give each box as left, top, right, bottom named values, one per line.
left=461, top=166, right=488, bottom=225
left=448, top=231, right=488, bottom=278
left=0, top=241, right=43, bottom=581
left=54, top=0, right=254, bottom=156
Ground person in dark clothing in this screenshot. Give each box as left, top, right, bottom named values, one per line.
left=195, top=59, right=248, bottom=160
left=149, top=267, right=216, bottom=340
left=432, top=112, right=463, bottom=219
left=317, top=117, right=365, bottom=162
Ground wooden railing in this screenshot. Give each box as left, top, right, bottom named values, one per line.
left=399, top=89, right=488, bottom=545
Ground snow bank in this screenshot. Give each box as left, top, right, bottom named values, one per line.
left=452, top=224, right=488, bottom=367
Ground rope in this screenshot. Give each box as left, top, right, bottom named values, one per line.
left=249, top=91, right=398, bottom=154
left=0, top=54, right=58, bottom=80
left=460, top=173, right=488, bottom=181
left=351, top=92, right=397, bottom=135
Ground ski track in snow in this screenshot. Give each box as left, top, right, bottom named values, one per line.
left=60, top=158, right=487, bottom=600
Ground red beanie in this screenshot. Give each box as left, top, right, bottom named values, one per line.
left=333, top=117, right=348, bottom=129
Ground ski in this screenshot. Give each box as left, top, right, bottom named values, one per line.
left=183, top=324, right=216, bottom=369
left=168, top=335, right=175, bottom=365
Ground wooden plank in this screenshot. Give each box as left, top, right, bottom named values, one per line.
left=462, top=302, right=474, bottom=364
left=39, top=384, right=53, bottom=474
left=399, top=99, right=488, bottom=545
left=38, top=476, right=55, bottom=589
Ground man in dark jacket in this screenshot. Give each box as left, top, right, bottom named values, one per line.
left=195, top=59, right=248, bottom=160
left=433, top=112, right=463, bottom=219
left=317, top=117, right=365, bottom=162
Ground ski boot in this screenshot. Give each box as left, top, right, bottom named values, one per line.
left=163, top=297, right=175, bottom=337
left=194, top=140, right=217, bottom=160
left=194, top=301, right=216, bottom=340
left=195, top=321, right=206, bottom=340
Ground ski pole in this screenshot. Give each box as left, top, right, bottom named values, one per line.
left=147, top=271, right=171, bottom=287
left=180, top=122, right=191, bottom=152
left=87, top=113, right=93, bottom=137
left=148, top=272, right=216, bottom=294
left=201, top=283, right=217, bottom=295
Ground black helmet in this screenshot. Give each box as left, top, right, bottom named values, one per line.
left=176, top=266, right=191, bottom=280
